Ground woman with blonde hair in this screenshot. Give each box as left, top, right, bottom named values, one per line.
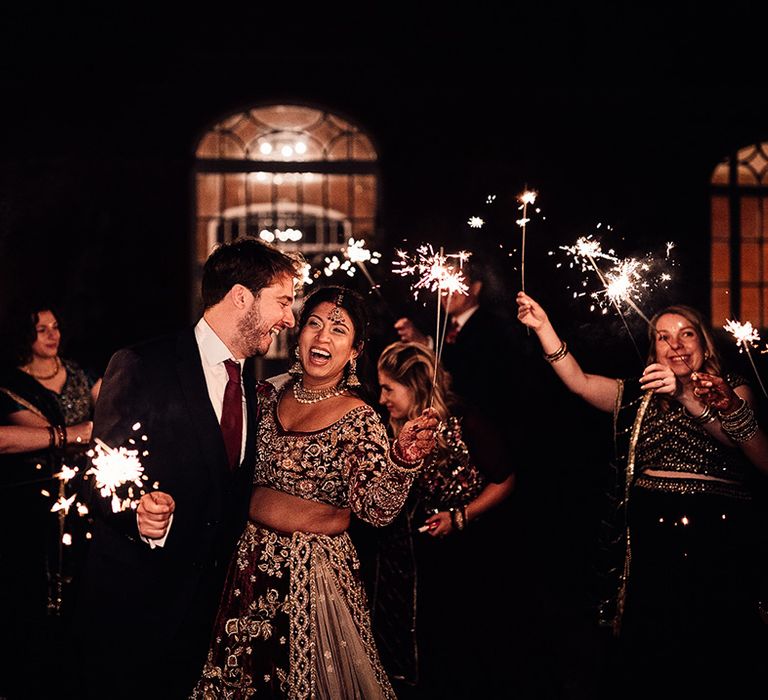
left=517, top=290, right=768, bottom=698
left=372, top=341, right=514, bottom=696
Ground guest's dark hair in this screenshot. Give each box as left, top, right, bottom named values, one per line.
left=201, top=237, right=300, bottom=309
left=7, top=303, right=63, bottom=366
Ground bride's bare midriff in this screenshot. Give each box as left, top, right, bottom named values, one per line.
left=249, top=487, right=351, bottom=535
left=642, top=468, right=740, bottom=484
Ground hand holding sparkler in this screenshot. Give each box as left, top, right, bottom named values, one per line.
left=86, top=436, right=149, bottom=513
left=393, top=407, right=439, bottom=464
left=137, top=491, right=175, bottom=540
left=393, top=317, right=429, bottom=345
left=516, top=291, right=549, bottom=332
left=690, top=372, right=743, bottom=414
left=639, top=363, right=679, bottom=396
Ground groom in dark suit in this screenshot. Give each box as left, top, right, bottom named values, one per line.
left=74, top=238, right=298, bottom=699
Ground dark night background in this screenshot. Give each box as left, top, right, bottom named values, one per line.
left=1, top=3, right=767, bottom=698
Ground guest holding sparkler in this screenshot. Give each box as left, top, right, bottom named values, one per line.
left=191, top=286, right=438, bottom=700
left=517, top=290, right=768, bottom=697
left=394, top=255, right=529, bottom=422
left=0, top=303, right=99, bottom=698
left=371, top=341, right=514, bottom=698
left=74, top=238, right=300, bottom=700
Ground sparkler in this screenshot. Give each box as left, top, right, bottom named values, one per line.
left=324, top=237, right=382, bottom=292
left=86, top=436, right=148, bottom=513
left=724, top=319, right=768, bottom=397
left=516, top=189, right=537, bottom=293
left=559, top=235, right=678, bottom=365
left=393, top=244, right=469, bottom=405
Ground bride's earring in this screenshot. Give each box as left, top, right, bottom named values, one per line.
left=288, top=347, right=303, bottom=377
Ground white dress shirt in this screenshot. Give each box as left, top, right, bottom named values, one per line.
left=143, top=318, right=246, bottom=548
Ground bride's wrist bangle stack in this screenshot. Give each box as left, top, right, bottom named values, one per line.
left=717, top=398, right=758, bottom=443
left=543, top=341, right=568, bottom=364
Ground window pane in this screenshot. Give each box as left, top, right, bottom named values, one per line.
left=711, top=241, right=730, bottom=283
left=711, top=195, right=729, bottom=238
left=741, top=242, right=760, bottom=283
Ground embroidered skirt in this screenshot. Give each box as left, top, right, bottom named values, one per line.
left=191, top=521, right=395, bottom=699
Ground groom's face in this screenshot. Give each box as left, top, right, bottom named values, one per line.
left=236, top=274, right=296, bottom=357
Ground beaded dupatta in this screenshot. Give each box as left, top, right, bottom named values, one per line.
left=596, top=378, right=653, bottom=635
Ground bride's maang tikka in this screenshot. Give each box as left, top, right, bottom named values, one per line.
left=328, top=289, right=345, bottom=323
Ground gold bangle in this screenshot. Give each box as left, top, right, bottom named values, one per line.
left=687, top=405, right=716, bottom=425
left=543, top=341, right=568, bottom=363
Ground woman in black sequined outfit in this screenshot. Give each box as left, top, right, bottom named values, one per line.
left=372, top=341, right=514, bottom=698
left=517, top=291, right=768, bottom=698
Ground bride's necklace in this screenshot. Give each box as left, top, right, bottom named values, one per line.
left=292, top=379, right=346, bottom=404
left=23, top=356, right=62, bottom=381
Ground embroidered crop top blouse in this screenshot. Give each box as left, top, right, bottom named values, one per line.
left=633, top=371, right=753, bottom=483
left=252, top=382, right=418, bottom=527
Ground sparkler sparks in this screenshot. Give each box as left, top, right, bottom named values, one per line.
left=468, top=216, right=485, bottom=228
left=393, top=244, right=470, bottom=406
left=557, top=232, right=677, bottom=363
left=516, top=189, right=539, bottom=293
left=724, top=318, right=768, bottom=397
left=392, top=244, right=469, bottom=300
left=323, top=237, right=382, bottom=293
left=724, top=319, right=761, bottom=350
left=86, top=438, right=148, bottom=513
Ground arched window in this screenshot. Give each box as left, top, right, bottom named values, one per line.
left=711, top=142, right=768, bottom=327
left=193, top=104, right=379, bottom=361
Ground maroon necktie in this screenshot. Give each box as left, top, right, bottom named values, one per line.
left=221, top=359, right=243, bottom=470
left=445, top=316, right=460, bottom=344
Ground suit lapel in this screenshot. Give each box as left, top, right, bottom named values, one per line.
left=175, top=331, right=229, bottom=475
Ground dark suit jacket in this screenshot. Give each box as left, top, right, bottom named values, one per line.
left=75, top=328, right=257, bottom=665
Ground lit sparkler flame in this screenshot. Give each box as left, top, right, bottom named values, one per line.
left=558, top=232, right=676, bottom=363
left=86, top=438, right=147, bottom=513
left=323, top=237, right=382, bottom=292
left=468, top=217, right=484, bottom=228
left=297, top=262, right=313, bottom=287
left=343, top=237, right=381, bottom=266
left=724, top=319, right=761, bottom=350
left=516, top=189, right=538, bottom=293
left=393, top=244, right=471, bottom=407
left=392, top=244, right=469, bottom=300
left=724, top=318, right=768, bottom=398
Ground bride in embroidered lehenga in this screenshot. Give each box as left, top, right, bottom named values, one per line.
left=191, top=286, right=437, bottom=700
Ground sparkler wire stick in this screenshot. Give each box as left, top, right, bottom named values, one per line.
left=517, top=190, right=537, bottom=293
left=586, top=252, right=696, bottom=373
left=583, top=253, right=645, bottom=363
left=743, top=347, right=768, bottom=398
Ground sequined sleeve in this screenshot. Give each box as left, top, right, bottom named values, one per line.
left=344, top=408, right=417, bottom=527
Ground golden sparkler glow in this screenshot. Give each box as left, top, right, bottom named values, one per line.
left=297, top=262, right=313, bottom=286
left=86, top=438, right=147, bottom=513
left=724, top=319, right=768, bottom=398
left=724, top=319, right=761, bottom=350
left=343, top=237, right=381, bottom=266
left=323, top=237, right=381, bottom=281
left=393, top=244, right=470, bottom=300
